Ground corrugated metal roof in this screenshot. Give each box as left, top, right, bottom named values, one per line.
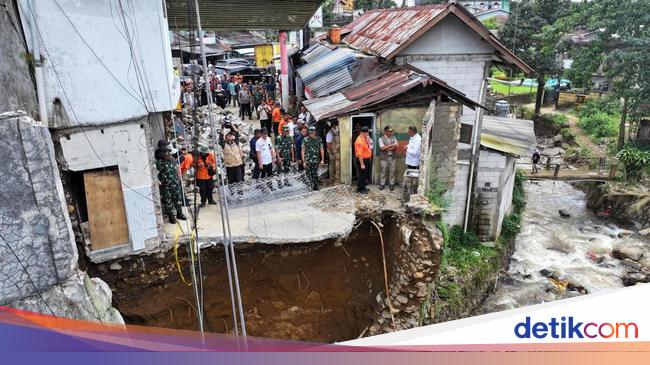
left=343, top=5, right=448, bottom=58
left=297, top=47, right=358, bottom=97
left=481, top=116, right=536, bottom=157
left=303, top=93, right=353, bottom=121
left=341, top=3, right=533, bottom=74
left=302, top=43, right=335, bottom=63
left=304, top=66, right=482, bottom=120
left=166, top=0, right=322, bottom=30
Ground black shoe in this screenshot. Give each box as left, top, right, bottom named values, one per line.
left=200, top=202, right=206, bottom=208
left=379, top=185, right=385, bottom=191
left=358, top=190, right=368, bottom=195
left=389, top=184, right=395, bottom=191
left=169, top=215, right=177, bottom=224
left=208, top=200, right=217, bottom=205
left=177, top=212, right=187, bottom=220
left=314, top=185, right=319, bottom=191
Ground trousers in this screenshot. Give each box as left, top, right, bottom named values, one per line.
left=380, top=158, right=396, bottom=186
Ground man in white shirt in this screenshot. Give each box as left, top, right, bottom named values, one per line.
left=404, top=125, right=422, bottom=169
left=255, top=128, right=277, bottom=191
left=298, top=106, right=314, bottom=126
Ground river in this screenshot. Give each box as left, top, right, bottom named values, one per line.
left=479, top=180, right=648, bottom=313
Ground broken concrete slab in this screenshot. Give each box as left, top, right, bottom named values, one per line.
left=0, top=111, right=77, bottom=304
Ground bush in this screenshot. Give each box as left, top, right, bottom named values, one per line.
left=512, top=170, right=526, bottom=212
left=542, top=113, right=569, bottom=127
left=448, top=225, right=480, bottom=249
left=578, top=111, right=618, bottom=138
left=617, top=146, right=650, bottom=181
left=578, top=97, right=621, bottom=118
left=514, top=105, right=534, bottom=120
left=427, top=178, right=449, bottom=209
left=560, top=127, right=575, bottom=143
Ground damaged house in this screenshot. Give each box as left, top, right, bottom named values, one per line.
left=18, top=0, right=178, bottom=262
left=301, top=3, right=533, bottom=240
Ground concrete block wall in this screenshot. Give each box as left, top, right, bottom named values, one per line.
left=55, top=118, right=164, bottom=262
left=442, top=162, right=470, bottom=226
left=474, top=150, right=515, bottom=241
left=0, top=112, right=76, bottom=304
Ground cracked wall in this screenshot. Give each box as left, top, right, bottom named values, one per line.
left=0, top=111, right=76, bottom=304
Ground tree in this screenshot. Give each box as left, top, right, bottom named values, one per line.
left=499, top=0, right=571, bottom=115
left=559, top=0, right=650, bottom=151
left=355, top=0, right=397, bottom=10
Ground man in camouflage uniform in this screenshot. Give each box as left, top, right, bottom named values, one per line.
left=275, top=125, right=294, bottom=188
left=155, top=143, right=187, bottom=224
left=301, top=126, right=324, bottom=191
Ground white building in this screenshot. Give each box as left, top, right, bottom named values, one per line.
left=18, top=0, right=177, bottom=262
left=341, top=3, right=532, bottom=230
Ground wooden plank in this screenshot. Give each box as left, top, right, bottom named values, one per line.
left=84, top=170, right=130, bottom=250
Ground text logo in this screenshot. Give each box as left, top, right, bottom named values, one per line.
left=515, top=316, right=638, bottom=339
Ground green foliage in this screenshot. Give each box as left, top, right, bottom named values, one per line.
left=617, top=146, right=650, bottom=181
left=560, top=127, right=575, bottom=143
left=436, top=220, right=449, bottom=245
left=541, top=112, right=569, bottom=127
left=354, top=0, right=397, bottom=10
left=578, top=112, right=618, bottom=139
left=500, top=0, right=571, bottom=113
left=489, top=81, right=534, bottom=95
left=578, top=98, right=621, bottom=118
left=448, top=225, right=480, bottom=249
left=514, top=105, right=535, bottom=120
left=426, top=178, right=449, bottom=209
left=482, top=16, right=500, bottom=31
left=512, top=170, right=527, bottom=212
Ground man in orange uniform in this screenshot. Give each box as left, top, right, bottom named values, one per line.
left=271, top=101, right=282, bottom=137
left=195, top=146, right=217, bottom=207
left=354, top=126, right=372, bottom=195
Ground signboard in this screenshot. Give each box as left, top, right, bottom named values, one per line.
left=309, top=6, right=323, bottom=28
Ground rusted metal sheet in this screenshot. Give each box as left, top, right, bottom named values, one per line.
left=343, top=5, right=447, bottom=58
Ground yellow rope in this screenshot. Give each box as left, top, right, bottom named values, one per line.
left=173, top=223, right=193, bottom=286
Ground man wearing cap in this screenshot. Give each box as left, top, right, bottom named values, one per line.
left=302, top=126, right=324, bottom=190
left=378, top=126, right=399, bottom=191
left=196, top=146, right=217, bottom=207
left=255, top=127, right=277, bottom=191
left=276, top=126, right=295, bottom=188
left=354, top=126, right=373, bottom=194
left=249, top=129, right=262, bottom=179
left=223, top=133, right=245, bottom=200
left=155, top=142, right=187, bottom=223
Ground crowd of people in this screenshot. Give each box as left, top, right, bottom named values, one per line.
left=157, top=68, right=423, bottom=223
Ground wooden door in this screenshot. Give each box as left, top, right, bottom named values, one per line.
left=84, top=169, right=130, bottom=250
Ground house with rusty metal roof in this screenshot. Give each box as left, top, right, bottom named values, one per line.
left=335, top=2, right=533, bottom=229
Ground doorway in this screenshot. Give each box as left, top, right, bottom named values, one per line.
left=350, top=114, right=375, bottom=182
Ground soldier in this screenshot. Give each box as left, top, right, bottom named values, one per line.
left=155, top=144, right=187, bottom=224
left=275, top=125, right=295, bottom=188
left=301, top=126, right=324, bottom=191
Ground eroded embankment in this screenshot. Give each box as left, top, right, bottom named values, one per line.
left=90, top=222, right=390, bottom=343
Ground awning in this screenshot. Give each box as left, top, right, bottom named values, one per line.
left=166, top=0, right=323, bottom=31
left=480, top=116, right=537, bottom=157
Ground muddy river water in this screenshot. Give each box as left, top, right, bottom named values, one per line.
left=480, top=180, right=649, bottom=313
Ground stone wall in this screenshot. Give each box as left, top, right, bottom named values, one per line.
left=0, top=1, right=37, bottom=115
left=0, top=111, right=124, bottom=324
left=0, top=111, right=76, bottom=304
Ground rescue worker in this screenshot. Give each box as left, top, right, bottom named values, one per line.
left=302, top=126, right=324, bottom=191
left=275, top=125, right=295, bottom=188
left=532, top=149, right=541, bottom=174
left=155, top=143, right=186, bottom=224
left=355, top=126, right=373, bottom=194
left=196, top=146, right=217, bottom=207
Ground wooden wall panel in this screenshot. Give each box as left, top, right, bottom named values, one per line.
left=84, top=170, right=129, bottom=250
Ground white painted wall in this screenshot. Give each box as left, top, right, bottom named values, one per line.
left=20, top=0, right=176, bottom=128
left=476, top=150, right=516, bottom=240
left=58, top=120, right=159, bottom=252
left=443, top=162, right=470, bottom=226
left=399, top=16, right=494, bottom=56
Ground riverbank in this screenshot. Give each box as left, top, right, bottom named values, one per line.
left=431, top=171, right=526, bottom=323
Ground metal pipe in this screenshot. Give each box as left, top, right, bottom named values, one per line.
left=193, top=0, right=246, bottom=342
left=463, top=78, right=487, bottom=232
left=279, top=31, right=289, bottom=108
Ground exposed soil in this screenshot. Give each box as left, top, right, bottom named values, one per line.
left=91, top=223, right=388, bottom=343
